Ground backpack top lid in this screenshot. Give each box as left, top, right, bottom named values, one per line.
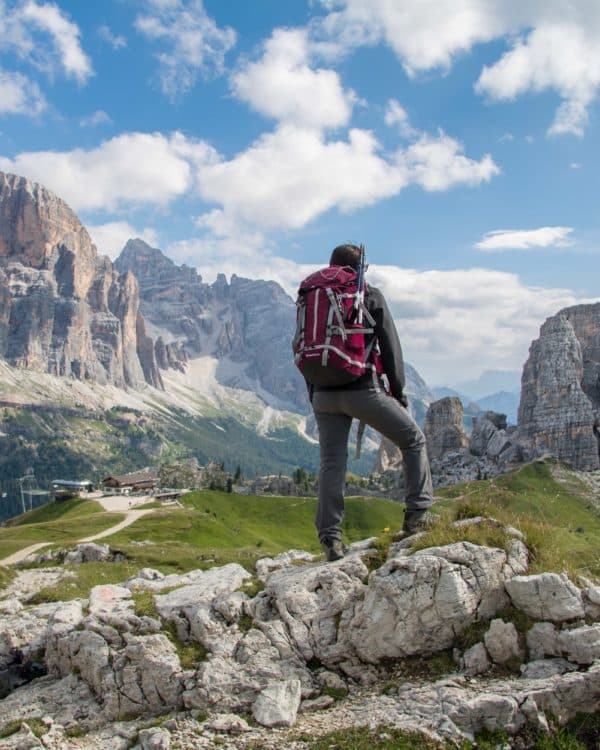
left=299, top=264, right=360, bottom=293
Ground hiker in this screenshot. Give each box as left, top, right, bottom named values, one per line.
left=293, top=244, right=434, bottom=561
left=594, top=420, right=600, bottom=463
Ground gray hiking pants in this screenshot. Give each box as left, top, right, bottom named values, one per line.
left=313, top=385, right=433, bottom=542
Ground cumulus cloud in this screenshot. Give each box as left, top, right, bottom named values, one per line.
left=0, top=122, right=497, bottom=227
left=316, top=1, right=600, bottom=136
left=135, top=0, right=236, bottom=97
left=87, top=221, right=158, bottom=260
left=0, top=68, right=46, bottom=115
left=0, top=131, right=217, bottom=212
left=13, top=1, right=92, bottom=83
left=367, top=264, right=580, bottom=383
left=197, top=126, right=498, bottom=229
left=231, top=28, right=355, bottom=130
left=475, top=227, right=574, bottom=251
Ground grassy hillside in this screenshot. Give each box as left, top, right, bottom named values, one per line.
left=428, top=461, right=600, bottom=579
left=0, top=498, right=124, bottom=559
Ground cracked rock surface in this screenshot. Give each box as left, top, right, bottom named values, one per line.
left=1, top=536, right=600, bottom=748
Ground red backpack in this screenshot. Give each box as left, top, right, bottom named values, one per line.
left=292, top=265, right=383, bottom=387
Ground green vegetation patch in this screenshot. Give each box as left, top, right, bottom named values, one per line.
left=409, top=518, right=511, bottom=556
left=131, top=588, right=160, bottom=619
left=107, top=490, right=407, bottom=573
left=6, top=497, right=104, bottom=527
left=0, top=500, right=124, bottom=560
left=0, top=565, right=15, bottom=591
left=27, top=561, right=142, bottom=603
left=301, top=725, right=445, bottom=750
left=433, top=462, right=600, bottom=580
left=0, top=717, right=46, bottom=739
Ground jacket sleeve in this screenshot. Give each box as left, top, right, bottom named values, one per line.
left=367, top=286, right=406, bottom=400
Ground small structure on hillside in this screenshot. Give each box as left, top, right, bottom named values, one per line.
left=102, top=467, right=158, bottom=493
left=50, top=479, right=94, bottom=502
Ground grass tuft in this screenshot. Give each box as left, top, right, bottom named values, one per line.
left=301, top=724, right=445, bottom=749
left=0, top=565, right=15, bottom=591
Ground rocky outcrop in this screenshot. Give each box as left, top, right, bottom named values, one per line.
left=518, top=304, right=600, bottom=470
left=0, top=172, right=162, bottom=389
left=424, top=397, right=469, bottom=460
left=3, top=533, right=600, bottom=746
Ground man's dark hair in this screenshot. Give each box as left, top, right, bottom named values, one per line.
left=329, top=244, right=361, bottom=270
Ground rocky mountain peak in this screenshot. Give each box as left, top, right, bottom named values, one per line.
left=0, top=171, right=161, bottom=390
left=518, top=302, right=600, bottom=470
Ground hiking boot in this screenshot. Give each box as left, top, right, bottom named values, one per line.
left=321, top=537, right=346, bottom=562
left=401, top=508, right=437, bottom=536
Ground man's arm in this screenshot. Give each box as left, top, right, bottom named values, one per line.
left=367, top=286, right=407, bottom=403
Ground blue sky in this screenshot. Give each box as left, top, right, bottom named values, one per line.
left=0, top=0, right=598, bottom=385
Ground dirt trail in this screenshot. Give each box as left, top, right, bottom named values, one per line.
left=0, top=502, right=156, bottom=566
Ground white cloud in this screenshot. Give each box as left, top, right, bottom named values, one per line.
left=0, top=68, right=46, bottom=115
left=384, top=99, right=417, bottom=138
left=368, top=264, right=581, bottom=383
left=0, top=125, right=496, bottom=229
left=18, top=1, right=93, bottom=83
left=475, top=21, right=599, bottom=137
left=570, top=162, right=582, bottom=169
left=80, top=109, right=112, bottom=127
left=475, top=227, right=574, bottom=251
left=135, top=0, right=236, bottom=97
left=98, top=24, right=126, bottom=50
left=316, top=1, right=600, bottom=136
left=231, top=28, right=355, bottom=130
left=88, top=221, right=158, bottom=260
left=197, top=125, right=498, bottom=230
left=0, top=131, right=217, bottom=212
left=0, top=0, right=92, bottom=84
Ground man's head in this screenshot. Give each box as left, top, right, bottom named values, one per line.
left=329, top=244, right=362, bottom=270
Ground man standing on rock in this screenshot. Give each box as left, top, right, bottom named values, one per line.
left=293, top=244, right=434, bottom=561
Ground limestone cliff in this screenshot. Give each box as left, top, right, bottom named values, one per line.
left=115, top=238, right=307, bottom=408
left=0, top=172, right=161, bottom=389
left=518, top=304, right=600, bottom=470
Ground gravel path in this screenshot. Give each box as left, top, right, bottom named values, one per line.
left=0, top=506, right=156, bottom=566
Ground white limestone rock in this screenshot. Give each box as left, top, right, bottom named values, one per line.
left=484, top=619, right=523, bottom=666
left=506, top=574, right=585, bottom=621
left=204, top=713, right=251, bottom=733
left=578, top=576, right=600, bottom=620
left=0, top=602, right=63, bottom=669
left=520, top=658, right=576, bottom=679
left=64, top=543, right=114, bottom=564
left=452, top=693, right=525, bottom=737
left=347, top=543, right=513, bottom=663
left=254, top=555, right=367, bottom=666
left=255, top=550, right=316, bottom=581
left=154, top=564, right=252, bottom=619
left=526, top=621, right=600, bottom=665
left=462, top=643, right=491, bottom=676
left=251, top=679, right=302, bottom=728
left=88, top=584, right=140, bottom=631
left=138, top=727, right=171, bottom=750
left=185, top=626, right=312, bottom=713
